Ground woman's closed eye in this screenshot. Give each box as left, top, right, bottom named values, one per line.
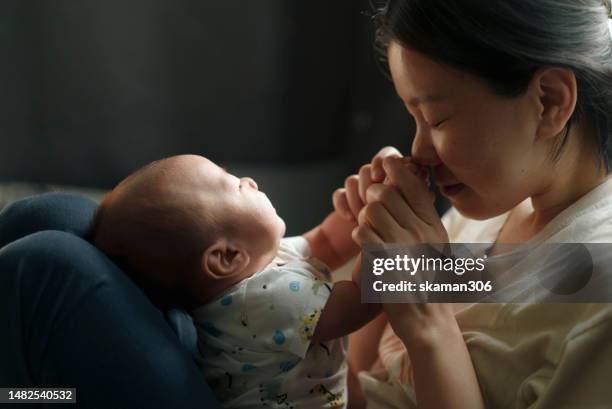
left=428, top=118, right=449, bottom=129
left=430, top=119, right=448, bottom=129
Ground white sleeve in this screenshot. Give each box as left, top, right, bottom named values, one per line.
left=520, top=320, right=612, bottom=408
left=279, top=236, right=312, bottom=258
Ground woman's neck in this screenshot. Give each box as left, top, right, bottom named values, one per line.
left=527, top=128, right=609, bottom=234
left=500, top=128, right=609, bottom=244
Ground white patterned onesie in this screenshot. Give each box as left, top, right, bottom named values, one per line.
left=192, top=237, right=348, bottom=409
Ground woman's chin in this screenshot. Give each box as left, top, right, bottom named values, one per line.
left=452, top=193, right=511, bottom=221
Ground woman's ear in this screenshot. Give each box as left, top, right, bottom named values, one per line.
left=201, top=239, right=250, bottom=280
left=532, top=66, right=577, bottom=140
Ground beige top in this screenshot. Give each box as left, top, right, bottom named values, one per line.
left=359, top=177, right=612, bottom=409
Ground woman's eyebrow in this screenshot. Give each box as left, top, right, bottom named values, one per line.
left=407, top=94, right=448, bottom=107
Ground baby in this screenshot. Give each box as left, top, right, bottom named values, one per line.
left=92, top=154, right=380, bottom=409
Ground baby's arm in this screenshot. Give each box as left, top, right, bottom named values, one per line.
left=303, top=171, right=368, bottom=270
left=306, top=157, right=433, bottom=299
left=303, top=211, right=359, bottom=272
left=311, top=257, right=381, bottom=343
left=305, top=149, right=418, bottom=271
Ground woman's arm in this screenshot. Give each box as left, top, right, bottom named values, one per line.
left=354, top=154, right=485, bottom=408
left=386, top=304, right=484, bottom=409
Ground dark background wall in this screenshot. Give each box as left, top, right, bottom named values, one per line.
left=1, top=0, right=444, bottom=235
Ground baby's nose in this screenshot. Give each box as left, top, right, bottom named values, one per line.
left=241, top=177, right=258, bottom=191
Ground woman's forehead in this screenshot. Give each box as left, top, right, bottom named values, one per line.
left=388, top=42, right=467, bottom=105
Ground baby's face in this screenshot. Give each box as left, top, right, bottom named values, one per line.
left=96, top=154, right=286, bottom=308
left=181, top=156, right=286, bottom=258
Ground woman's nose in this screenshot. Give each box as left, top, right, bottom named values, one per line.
left=411, top=125, right=441, bottom=167
left=241, top=177, right=258, bottom=190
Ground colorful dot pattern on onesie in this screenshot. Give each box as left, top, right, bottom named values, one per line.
left=193, top=238, right=346, bottom=409
left=273, top=330, right=286, bottom=345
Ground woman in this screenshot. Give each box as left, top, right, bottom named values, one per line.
left=337, top=1, right=612, bottom=408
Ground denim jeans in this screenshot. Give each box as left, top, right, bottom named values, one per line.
left=0, top=193, right=218, bottom=409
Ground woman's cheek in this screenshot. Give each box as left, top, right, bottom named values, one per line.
left=435, top=134, right=477, bottom=170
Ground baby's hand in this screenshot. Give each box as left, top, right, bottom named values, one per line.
left=369, top=147, right=434, bottom=203
left=381, top=156, right=434, bottom=203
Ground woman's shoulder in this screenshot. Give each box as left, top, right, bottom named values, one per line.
left=539, top=177, right=612, bottom=243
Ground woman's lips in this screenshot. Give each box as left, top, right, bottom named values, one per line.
left=439, top=183, right=466, bottom=196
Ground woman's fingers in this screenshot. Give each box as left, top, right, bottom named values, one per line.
left=371, top=146, right=403, bottom=182
left=345, top=175, right=364, bottom=218
left=359, top=201, right=416, bottom=243
left=358, top=164, right=373, bottom=203
left=365, top=183, right=421, bottom=232
left=352, top=223, right=384, bottom=246
left=332, top=188, right=354, bottom=221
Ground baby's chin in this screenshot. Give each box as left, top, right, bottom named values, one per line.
left=275, top=215, right=287, bottom=239
left=253, top=213, right=285, bottom=249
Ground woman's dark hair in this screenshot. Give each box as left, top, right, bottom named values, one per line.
left=373, top=0, right=612, bottom=173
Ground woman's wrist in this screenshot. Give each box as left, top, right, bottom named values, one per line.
left=402, top=315, right=485, bottom=409
left=395, top=307, right=461, bottom=352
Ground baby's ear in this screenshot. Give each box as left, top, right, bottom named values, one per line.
left=201, top=239, right=250, bottom=280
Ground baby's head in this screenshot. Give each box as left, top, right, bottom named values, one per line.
left=93, top=154, right=286, bottom=309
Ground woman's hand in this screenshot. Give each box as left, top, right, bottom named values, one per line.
left=354, top=153, right=451, bottom=333
left=353, top=154, right=445, bottom=246
left=333, top=146, right=404, bottom=222
left=350, top=151, right=453, bottom=340
left=351, top=151, right=484, bottom=409
left=315, top=147, right=409, bottom=270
